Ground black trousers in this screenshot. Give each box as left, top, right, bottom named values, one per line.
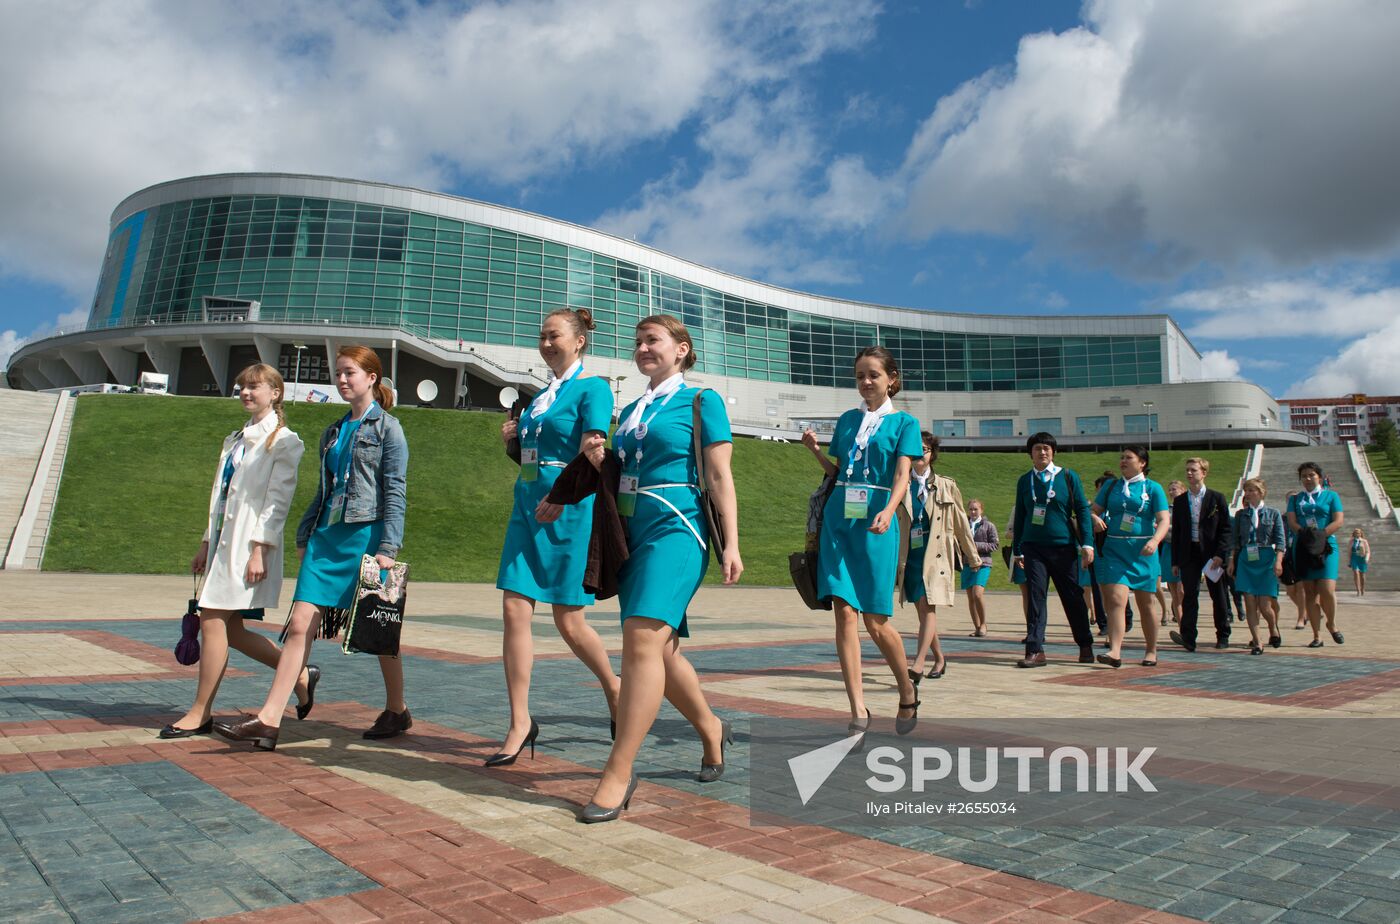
left=1179, top=547, right=1230, bottom=646
left=1022, top=542, right=1095, bottom=655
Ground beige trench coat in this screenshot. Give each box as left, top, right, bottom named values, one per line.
left=896, top=472, right=979, bottom=607
left=198, top=413, right=305, bottom=611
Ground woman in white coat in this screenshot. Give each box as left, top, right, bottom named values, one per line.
left=161, top=364, right=315, bottom=738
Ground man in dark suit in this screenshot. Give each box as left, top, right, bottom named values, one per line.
left=1169, top=457, right=1231, bottom=651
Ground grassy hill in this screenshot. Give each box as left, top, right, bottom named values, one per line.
left=45, top=395, right=1244, bottom=589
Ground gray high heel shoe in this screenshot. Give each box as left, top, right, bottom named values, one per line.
left=580, top=773, right=639, bottom=824
left=697, top=719, right=734, bottom=783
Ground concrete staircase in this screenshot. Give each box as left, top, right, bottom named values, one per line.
left=1, top=391, right=60, bottom=564
left=1256, top=445, right=1400, bottom=591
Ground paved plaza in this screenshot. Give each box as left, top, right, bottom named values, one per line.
left=2, top=572, right=1399, bottom=923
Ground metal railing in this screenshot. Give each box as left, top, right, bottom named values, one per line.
left=1229, top=443, right=1264, bottom=512
left=1347, top=442, right=1395, bottom=519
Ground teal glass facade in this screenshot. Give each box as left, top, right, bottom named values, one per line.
left=90, top=193, right=1165, bottom=393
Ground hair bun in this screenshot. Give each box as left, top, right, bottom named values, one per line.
left=575, top=307, right=597, bottom=331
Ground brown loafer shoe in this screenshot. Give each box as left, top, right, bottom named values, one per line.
left=364, top=708, right=413, bottom=740
left=214, top=715, right=279, bottom=751
left=1016, top=653, right=1047, bottom=668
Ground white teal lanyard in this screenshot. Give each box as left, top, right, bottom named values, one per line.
left=616, top=387, right=685, bottom=517
left=1299, top=491, right=1325, bottom=528
left=520, top=366, right=581, bottom=481
left=1115, top=480, right=1150, bottom=534
left=846, top=420, right=884, bottom=485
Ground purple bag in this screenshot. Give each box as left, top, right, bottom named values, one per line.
left=175, top=578, right=201, bottom=665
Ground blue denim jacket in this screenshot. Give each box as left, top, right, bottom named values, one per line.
left=296, top=404, right=408, bottom=557
left=1229, top=504, right=1286, bottom=554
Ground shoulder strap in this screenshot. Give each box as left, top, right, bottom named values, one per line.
left=692, top=388, right=709, bottom=488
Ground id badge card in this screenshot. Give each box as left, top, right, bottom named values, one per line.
left=520, top=446, right=539, bottom=482
left=1119, top=513, right=1138, bottom=533
left=327, top=483, right=347, bottom=526
left=910, top=525, right=926, bottom=549
left=1246, top=544, right=1260, bottom=562
left=843, top=487, right=869, bottom=519
left=1031, top=505, right=1047, bottom=526
left=1305, top=516, right=1318, bottom=529
left=618, top=473, right=639, bottom=517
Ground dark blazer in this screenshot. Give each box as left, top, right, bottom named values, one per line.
left=1172, top=487, right=1230, bottom=567
left=546, top=453, right=630, bottom=600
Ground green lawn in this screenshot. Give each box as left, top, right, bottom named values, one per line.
left=45, top=395, right=1244, bottom=589
left=1367, top=447, right=1400, bottom=505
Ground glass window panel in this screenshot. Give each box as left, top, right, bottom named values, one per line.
left=1075, top=416, right=1110, bottom=435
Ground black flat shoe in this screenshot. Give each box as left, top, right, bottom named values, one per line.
left=1140, top=659, right=1158, bottom=667
left=895, top=698, right=920, bottom=736
left=485, top=718, right=539, bottom=767
left=363, top=708, right=413, bottom=740
left=609, top=718, right=616, bottom=741
left=1269, top=635, right=1282, bottom=649
left=295, top=664, right=321, bottom=721
left=697, top=719, right=734, bottom=783
left=1250, top=645, right=1263, bottom=655
left=1330, top=630, right=1344, bottom=645
left=158, top=719, right=212, bottom=739
left=1096, top=654, right=1122, bottom=669
left=1307, top=639, right=1324, bottom=648
left=580, top=773, right=638, bottom=824
left=926, top=662, right=946, bottom=680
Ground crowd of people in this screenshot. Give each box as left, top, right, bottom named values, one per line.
left=159, top=312, right=1372, bottom=824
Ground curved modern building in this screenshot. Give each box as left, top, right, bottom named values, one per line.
left=7, top=173, right=1306, bottom=447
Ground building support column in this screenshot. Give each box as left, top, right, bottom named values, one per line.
left=253, top=334, right=280, bottom=367
left=143, top=338, right=181, bottom=394
left=198, top=336, right=229, bottom=395
left=97, top=343, right=138, bottom=387
left=57, top=347, right=107, bottom=385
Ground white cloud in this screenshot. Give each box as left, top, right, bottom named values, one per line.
left=1198, top=349, right=1242, bottom=381
left=0, top=0, right=880, bottom=295
left=1167, top=279, right=1400, bottom=340
left=0, top=330, right=20, bottom=379
left=0, top=306, right=87, bottom=379
left=1288, top=317, right=1400, bottom=395
left=896, top=0, right=1400, bottom=278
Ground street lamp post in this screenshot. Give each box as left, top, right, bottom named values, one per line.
left=292, top=343, right=307, bottom=400
left=1142, top=400, right=1155, bottom=453
left=611, top=375, right=627, bottom=412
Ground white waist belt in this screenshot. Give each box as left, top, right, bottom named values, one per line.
left=636, top=483, right=705, bottom=550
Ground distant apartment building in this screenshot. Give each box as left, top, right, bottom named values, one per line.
left=1280, top=394, right=1400, bottom=444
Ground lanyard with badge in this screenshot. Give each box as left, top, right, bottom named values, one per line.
left=616, top=387, right=681, bottom=517
left=843, top=411, right=889, bottom=520
left=1299, top=490, right=1325, bottom=529
left=211, top=435, right=246, bottom=549
left=1116, top=479, right=1151, bottom=534
left=1244, top=508, right=1265, bottom=562
left=519, top=363, right=582, bottom=483
left=326, top=408, right=370, bottom=526
left=1030, top=467, right=1056, bottom=526
left=909, top=476, right=930, bottom=548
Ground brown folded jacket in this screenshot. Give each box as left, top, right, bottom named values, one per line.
left=546, top=452, right=630, bottom=600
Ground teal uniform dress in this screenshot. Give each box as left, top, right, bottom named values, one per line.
left=295, top=410, right=383, bottom=610
left=903, top=481, right=930, bottom=602
left=614, top=384, right=731, bottom=637
left=1287, top=489, right=1344, bottom=581
left=1350, top=540, right=1369, bottom=573
left=817, top=409, right=923, bottom=616
left=1007, top=509, right=1027, bottom=586
left=496, top=372, right=612, bottom=606
left=1093, top=477, right=1169, bottom=591
left=1234, top=505, right=1285, bottom=597
left=959, top=518, right=992, bottom=589
left=1159, top=538, right=1178, bottom=584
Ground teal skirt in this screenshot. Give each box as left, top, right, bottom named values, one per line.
left=1235, top=549, right=1279, bottom=597
left=1350, top=553, right=1368, bottom=574
left=960, top=565, right=990, bottom=589
left=1097, top=536, right=1160, bottom=591
left=294, top=521, right=385, bottom=610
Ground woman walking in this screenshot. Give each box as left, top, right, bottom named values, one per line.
left=900, top=433, right=979, bottom=681
left=1089, top=446, right=1170, bottom=667
left=1286, top=462, right=1345, bottom=648
left=803, top=347, right=924, bottom=738
left=163, top=364, right=311, bottom=738
left=216, top=346, right=410, bottom=749
left=1160, top=481, right=1185, bottom=625
left=1227, top=478, right=1286, bottom=654
left=1349, top=528, right=1371, bottom=596
left=960, top=499, right=998, bottom=640
left=571, top=315, right=741, bottom=823
left=490, top=308, right=621, bottom=765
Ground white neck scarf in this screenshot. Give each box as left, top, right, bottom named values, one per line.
left=1122, top=472, right=1146, bottom=497
left=1306, top=486, right=1323, bottom=502
left=1250, top=500, right=1263, bottom=530
left=854, top=397, right=894, bottom=450
left=913, top=469, right=930, bottom=502
left=618, top=372, right=684, bottom=437
left=970, top=516, right=983, bottom=532
left=529, top=359, right=581, bottom=419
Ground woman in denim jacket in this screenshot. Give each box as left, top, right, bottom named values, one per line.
left=1228, top=477, right=1287, bottom=655
left=216, top=345, right=409, bottom=750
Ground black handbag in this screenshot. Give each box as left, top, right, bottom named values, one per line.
left=791, top=473, right=836, bottom=610
left=692, top=389, right=726, bottom=565
left=341, top=556, right=409, bottom=657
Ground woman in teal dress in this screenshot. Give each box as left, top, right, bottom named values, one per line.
left=1349, top=528, right=1371, bottom=596
left=802, top=346, right=923, bottom=738
left=489, top=308, right=621, bottom=767
left=1160, top=480, right=1185, bottom=626
left=216, top=345, right=409, bottom=751
left=1287, top=462, right=1345, bottom=647
left=569, top=315, right=742, bottom=823
left=1227, top=478, right=1286, bottom=654
left=1089, top=446, right=1169, bottom=668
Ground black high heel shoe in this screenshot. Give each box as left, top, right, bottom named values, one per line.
left=895, top=698, right=920, bottom=736
left=295, top=664, right=321, bottom=721
left=484, top=718, right=539, bottom=767
left=580, top=772, right=638, bottom=824
left=849, top=707, right=871, bottom=753
left=697, top=719, right=734, bottom=783
left=906, top=668, right=922, bottom=687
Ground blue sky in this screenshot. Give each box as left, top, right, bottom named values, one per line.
left=4, top=0, right=1400, bottom=396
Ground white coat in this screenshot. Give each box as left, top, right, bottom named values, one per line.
left=198, top=413, right=305, bottom=611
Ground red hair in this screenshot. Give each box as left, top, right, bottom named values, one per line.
left=336, top=345, right=394, bottom=410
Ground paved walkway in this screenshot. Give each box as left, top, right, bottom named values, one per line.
left=2, top=573, right=1398, bottom=923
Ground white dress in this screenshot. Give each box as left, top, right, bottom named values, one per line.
left=198, top=414, right=305, bottom=611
